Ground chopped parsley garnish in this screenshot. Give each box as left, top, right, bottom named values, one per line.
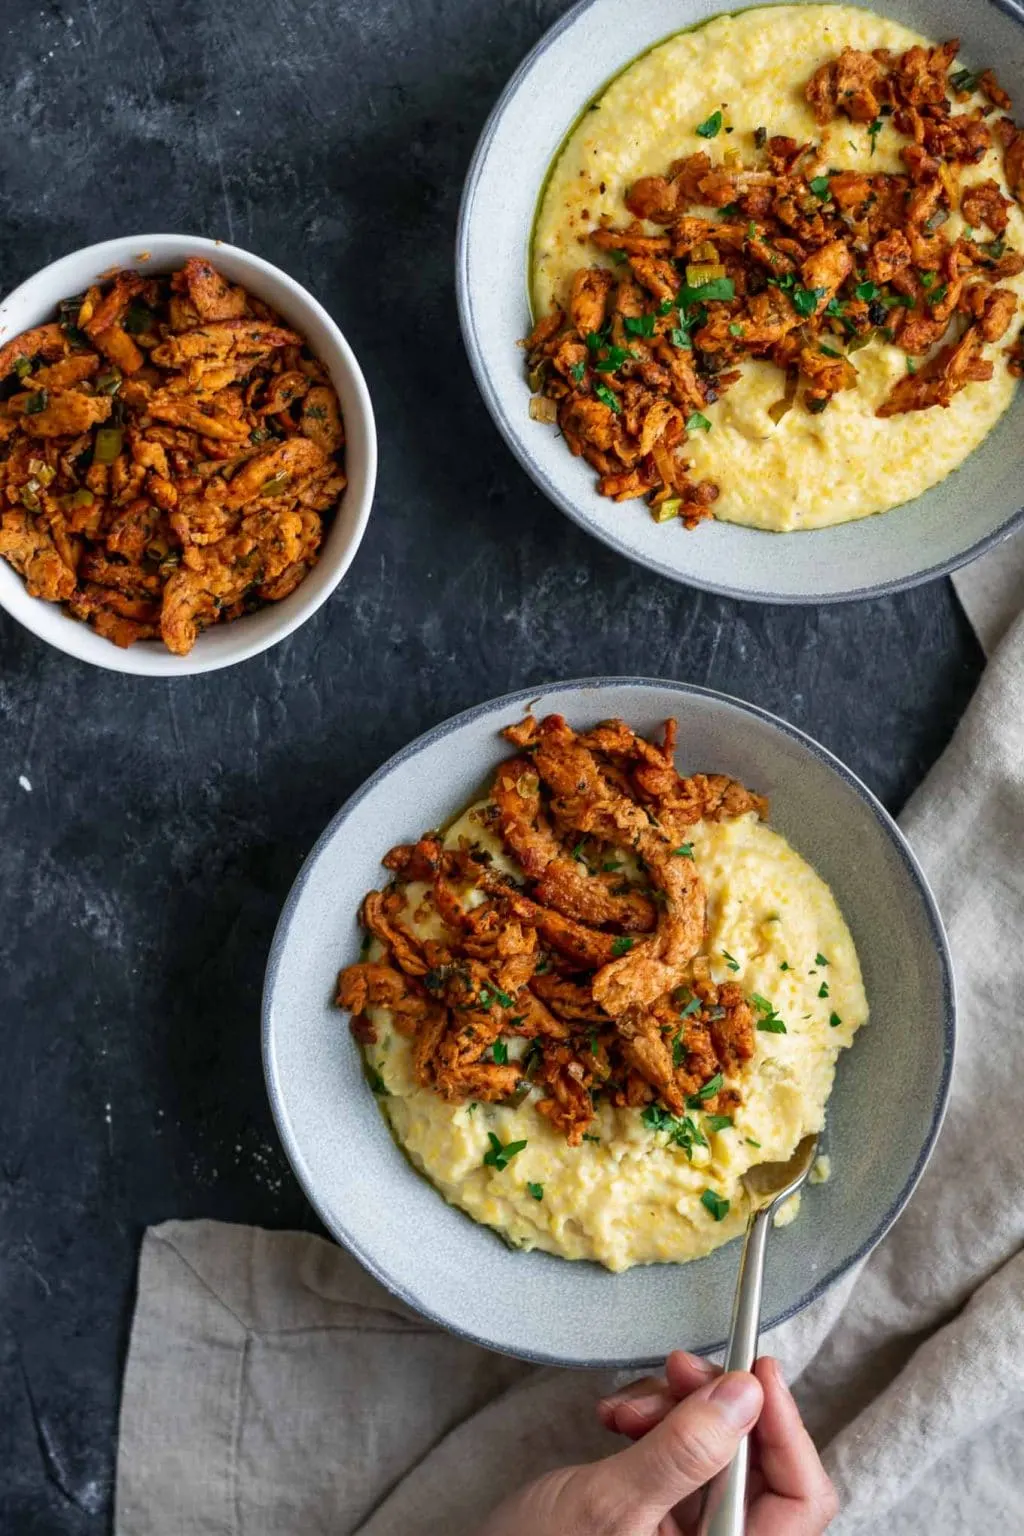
left=686, top=1073, right=724, bottom=1107
left=818, top=982, right=830, bottom=999
left=366, top=1067, right=389, bottom=1095
left=815, top=953, right=829, bottom=966
left=867, top=117, right=883, bottom=155
left=746, top=221, right=757, bottom=238
left=818, top=343, right=843, bottom=359
left=569, top=359, right=586, bottom=384
left=825, top=297, right=846, bottom=319
left=602, top=858, right=622, bottom=872
left=673, top=843, right=694, bottom=858
left=779, top=961, right=791, bottom=972
left=829, top=1011, right=843, bottom=1028
left=491, top=1039, right=509, bottom=1065
left=919, top=270, right=937, bottom=290
left=582, top=1132, right=601, bottom=1143
left=641, top=1104, right=708, bottom=1158
left=722, top=950, right=740, bottom=972
left=719, top=201, right=741, bottom=216
left=593, top=382, right=621, bottom=413
left=611, top=936, right=634, bottom=957
left=670, top=324, right=693, bottom=350
left=672, top=1032, right=687, bottom=1066
left=686, top=411, right=712, bottom=432
left=678, top=276, right=735, bottom=306
left=808, top=175, right=832, bottom=200
left=751, top=994, right=787, bottom=1034
left=854, top=280, right=879, bottom=303
left=591, top=343, right=632, bottom=372
left=701, top=1189, right=730, bottom=1221
left=483, top=1132, right=527, bottom=1171
left=791, top=285, right=825, bottom=317
left=906, top=357, right=917, bottom=374
left=571, top=839, right=586, bottom=861
left=926, top=283, right=948, bottom=307
left=477, top=984, right=512, bottom=1011
left=467, top=1101, right=478, bottom=1115
left=623, top=312, right=657, bottom=337
left=527, top=1181, right=544, bottom=1201
left=746, top=1136, right=762, bottom=1148
left=696, top=109, right=723, bottom=139
left=705, top=1114, right=733, bottom=1132
left=679, top=995, right=702, bottom=1019
left=534, top=955, right=551, bottom=974
left=728, top=322, right=745, bottom=336
left=24, top=389, right=48, bottom=415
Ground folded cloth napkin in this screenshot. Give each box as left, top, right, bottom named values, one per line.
left=115, top=537, right=1024, bottom=1536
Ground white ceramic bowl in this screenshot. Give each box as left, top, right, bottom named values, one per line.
left=0, top=233, right=377, bottom=674
left=263, top=677, right=954, bottom=1367
left=456, top=0, right=1024, bottom=603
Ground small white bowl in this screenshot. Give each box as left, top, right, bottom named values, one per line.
left=0, top=233, right=377, bottom=674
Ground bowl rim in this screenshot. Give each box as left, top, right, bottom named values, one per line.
left=262, top=675, right=957, bottom=1367
left=0, top=231, right=377, bottom=675
left=455, top=0, right=1024, bottom=606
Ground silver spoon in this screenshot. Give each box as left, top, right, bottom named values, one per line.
left=697, top=1133, right=820, bottom=1536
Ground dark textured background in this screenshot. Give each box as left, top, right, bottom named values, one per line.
left=0, top=0, right=983, bottom=1529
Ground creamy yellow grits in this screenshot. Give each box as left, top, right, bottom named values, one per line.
left=531, top=4, right=1024, bottom=531
left=362, top=802, right=868, bottom=1272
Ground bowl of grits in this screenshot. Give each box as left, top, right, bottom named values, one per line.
left=262, top=678, right=954, bottom=1366
left=456, top=0, right=1024, bottom=602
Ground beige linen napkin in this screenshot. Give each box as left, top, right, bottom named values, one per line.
left=116, top=536, right=1024, bottom=1536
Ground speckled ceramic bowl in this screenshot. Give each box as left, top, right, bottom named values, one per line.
left=0, top=233, right=376, bottom=674
left=263, top=678, right=954, bottom=1367
left=456, top=0, right=1024, bottom=603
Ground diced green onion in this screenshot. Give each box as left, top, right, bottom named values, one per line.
left=24, top=389, right=49, bottom=415
left=93, top=425, right=123, bottom=464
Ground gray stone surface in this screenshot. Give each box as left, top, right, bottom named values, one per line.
left=0, top=0, right=982, bottom=1529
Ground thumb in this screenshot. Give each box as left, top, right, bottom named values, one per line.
left=588, top=1370, right=763, bottom=1520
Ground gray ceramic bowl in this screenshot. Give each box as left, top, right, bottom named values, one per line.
left=456, top=0, right=1024, bottom=603
left=263, top=678, right=954, bottom=1367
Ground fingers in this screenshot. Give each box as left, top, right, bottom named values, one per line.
left=748, top=1358, right=839, bottom=1535
left=589, top=1370, right=764, bottom=1521
left=597, top=1353, right=718, bottom=1440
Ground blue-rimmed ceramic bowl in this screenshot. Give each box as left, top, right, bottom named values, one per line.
left=456, top=0, right=1024, bottom=604
left=263, top=678, right=954, bottom=1367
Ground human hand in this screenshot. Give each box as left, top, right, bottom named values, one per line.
left=476, top=1351, right=837, bottom=1536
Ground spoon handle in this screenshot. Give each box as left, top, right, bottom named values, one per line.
left=696, top=1203, right=774, bottom=1536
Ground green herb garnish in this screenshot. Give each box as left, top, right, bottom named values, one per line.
left=746, top=1136, right=762, bottom=1148
left=672, top=1033, right=687, bottom=1066
left=728, top=322, right=745, bottom=337
left=678, top=276, right=735, bottom=306
left=829, top=1011, right=843, bottom=1028
left=611, top=936, right=634, bottom=957
left=818, top=343, right=842, bottom=358
left=780, top=961, right=791, bottom=972
left=808, top=175, right=832, bottom=199
left=686, top=411, right=712, bottom=432
left=696, top=109, right=723, bottom=139
left=366, top=1067, right=389, bottom=1095
left=950, top=68, right=979, bottom=93
left=705, top=1114, right=733, bottom=1132
left=791, top=285, right=825, bottom=317
left=701, top=1189, right=730, bottom=1221
left=751, top=994, right=787, bottom=1034
left=854, top=280, right=879, bottom=303
left=679, top=995, right=702, bottom=1019
left=582, top=1132, right=601, bottom=1143
left=818, top=982, right=830, bottom=999
left=593, top=382, right=621, bottom=413
left=867, top=118, right=883, bottom=155
left=571, top=840, right=586, bottom=861
left=623, top=313, right=657, bottom=338
left=491, top=1039, right=509, bottom=1065
left=815, top=953, right=829, bottom=966
left=527, top=1181, right=544, bottom=1201
left=483, top=1132, right=528, bottom=1171
left=722, top=950, right=740, bottom=972
left=686, top=1073, right=724, bottom=1107
left=906, top=357, right=917, bottom=374
left=569, top=359, right=586, bottom=384
left=673, top=843, right=694, bottom=858
left=24, top=389, right=48, bottom=415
